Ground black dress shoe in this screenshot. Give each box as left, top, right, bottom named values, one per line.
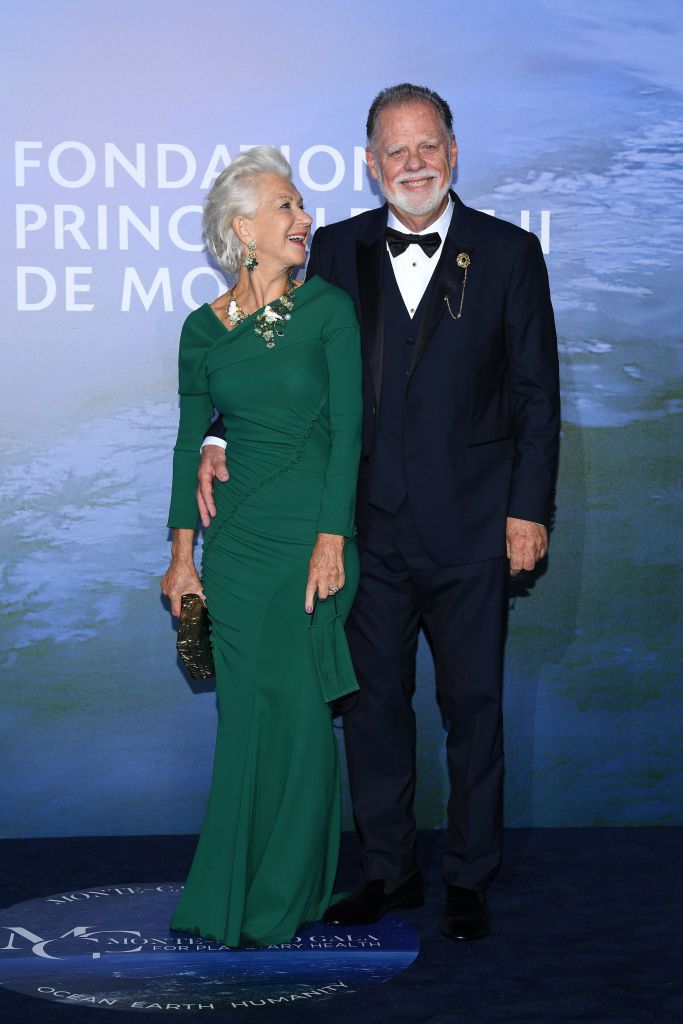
left=323, top=871, right=424, bottom=926
left=440, top=885, right=490, bottom=940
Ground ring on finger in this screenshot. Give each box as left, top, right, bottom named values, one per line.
left=328, top=585, right=339, bottom=593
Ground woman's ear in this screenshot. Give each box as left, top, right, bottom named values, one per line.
left=232, top=216, right=252, bottom=246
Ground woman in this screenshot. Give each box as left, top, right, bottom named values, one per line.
left=161, top=147, right=362, bottom=946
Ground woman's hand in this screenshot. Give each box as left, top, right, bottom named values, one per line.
left=161, top=559, right=204, bottom=617
left=161, top=529, right=204, bottom=617
left=305, top=533, right=345, bottom=613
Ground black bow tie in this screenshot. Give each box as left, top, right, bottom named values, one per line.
left=385, top=227, right=442, bottom=258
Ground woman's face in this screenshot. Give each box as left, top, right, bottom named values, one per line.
left=240, top=173, right=313, bottom=270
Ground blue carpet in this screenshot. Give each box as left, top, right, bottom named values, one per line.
left=0, top=829, right=680, bottom=1023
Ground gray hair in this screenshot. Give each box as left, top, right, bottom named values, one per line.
left=203, top=146, right=292, bottom=273
left=366, top=83, right=454, bottom=152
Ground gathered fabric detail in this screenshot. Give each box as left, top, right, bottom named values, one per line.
left=202, top=397, right=327, bottom=559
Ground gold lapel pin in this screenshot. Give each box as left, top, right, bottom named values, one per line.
left=445, top=252, right=471, bottom=320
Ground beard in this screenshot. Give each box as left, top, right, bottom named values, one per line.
left=377, top=169, right=451, bottom=217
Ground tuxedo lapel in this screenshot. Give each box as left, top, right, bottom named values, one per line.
left=409, top=192, right=476, bottom=375
left=356, top=207, right=388, bottom=405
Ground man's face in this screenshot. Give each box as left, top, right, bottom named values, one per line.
left=367, top=101, right=457, bottom=218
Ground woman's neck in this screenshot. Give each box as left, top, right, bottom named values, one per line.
left=232, top=266, right=290, bottom=312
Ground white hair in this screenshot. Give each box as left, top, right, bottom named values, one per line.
left=203, top=146, right=292, bottom=274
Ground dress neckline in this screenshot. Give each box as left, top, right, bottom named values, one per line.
left=202, top=276, right=318, bottom=334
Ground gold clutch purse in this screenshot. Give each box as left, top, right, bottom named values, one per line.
left=176, top=593, right=215, bottom=680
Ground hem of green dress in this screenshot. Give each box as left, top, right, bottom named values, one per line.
left=170, top=917, right=328, bottom=949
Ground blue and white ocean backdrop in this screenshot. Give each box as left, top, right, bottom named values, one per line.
left=1, top=0, right=681, bottom=836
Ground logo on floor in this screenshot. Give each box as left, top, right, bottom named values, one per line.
left=0, top=883, right=419, bottom=1012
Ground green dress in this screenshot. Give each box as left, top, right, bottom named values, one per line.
left=167, top=276, right=362, bottom=947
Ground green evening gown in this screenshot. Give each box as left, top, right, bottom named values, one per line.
left=166, top=275, right=362, bottom=947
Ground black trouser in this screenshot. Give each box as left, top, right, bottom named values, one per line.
left=344, top=499, right=507, bottom=891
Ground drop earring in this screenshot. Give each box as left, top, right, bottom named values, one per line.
left=242, top=240, right=258, bottom=272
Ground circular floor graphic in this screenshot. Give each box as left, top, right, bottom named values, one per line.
left=0, top=883, right=419, bottom=1013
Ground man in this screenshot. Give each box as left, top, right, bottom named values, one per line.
left=199, top=83, right=560, bottom=940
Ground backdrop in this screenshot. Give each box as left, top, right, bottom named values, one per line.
left=1, top=0, right=681, bottom=838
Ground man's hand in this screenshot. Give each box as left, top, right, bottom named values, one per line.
left=197, top=445, right=230, bottom=528
left=506, top=517, right=548, bottom=576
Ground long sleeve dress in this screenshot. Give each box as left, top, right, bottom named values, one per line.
left=166, top=276, right=363, bottom=947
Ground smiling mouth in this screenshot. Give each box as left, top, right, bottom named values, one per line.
left=287, top=234, right=307, bottom=245
left=400, top=177, right=437, bottom=189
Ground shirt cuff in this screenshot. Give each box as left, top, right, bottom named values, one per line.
left=200, top=436, right=227, bottom=451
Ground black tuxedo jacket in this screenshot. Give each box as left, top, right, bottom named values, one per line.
left=306, top=191, right=560, bottom=565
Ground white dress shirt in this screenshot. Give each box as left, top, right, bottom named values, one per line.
left=203, top=197, right=455, bottom=450
left=386, top=195, right=454, bottom=318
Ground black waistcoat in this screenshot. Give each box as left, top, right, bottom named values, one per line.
left=369, top=253, right=430, bottom=513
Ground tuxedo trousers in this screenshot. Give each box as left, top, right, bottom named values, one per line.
left=344, top=499, right=507, bottom=891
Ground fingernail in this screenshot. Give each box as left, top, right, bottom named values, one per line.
left=306, top=605, right=313, bottom=613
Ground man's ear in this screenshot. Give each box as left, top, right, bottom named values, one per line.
left=366, top=146, right=379, bottom=181
left=450, top=135, right=458, bottom=170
